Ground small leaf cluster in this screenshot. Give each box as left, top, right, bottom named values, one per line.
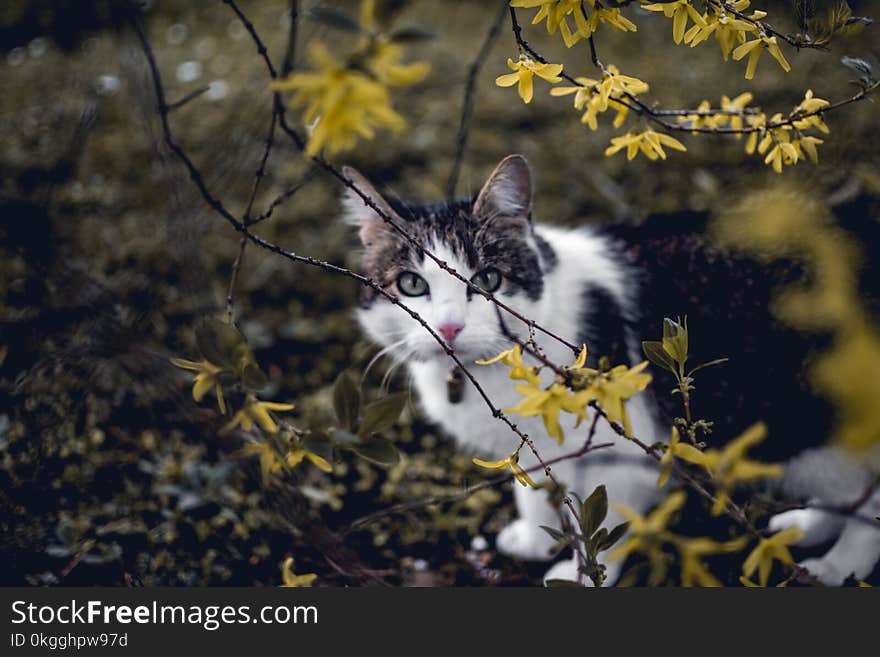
left=542, top=485, right=630, bottom=586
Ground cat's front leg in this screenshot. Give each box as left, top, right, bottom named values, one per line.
left=798, top=489, right=880, bottom=585
left=767, top=504, right=846, bottom=547
left=496, top=482, right=559, bottom=561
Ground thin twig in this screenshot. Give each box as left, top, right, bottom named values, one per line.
left=447, top=0, right=507, bottom=198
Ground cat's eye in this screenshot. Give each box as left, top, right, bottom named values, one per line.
left=470, top=267, right=502, bottom=293
left=396, top=271, right=429, bottom=297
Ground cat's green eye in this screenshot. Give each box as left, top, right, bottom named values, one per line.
left=396, top=271, right=429, bottom=297
left=471, top=267, right=502, bottom=293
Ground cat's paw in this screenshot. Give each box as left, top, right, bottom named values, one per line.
left=543, top=559, right=579, bottom=586
left=799, top=557, right=850, bottom=586
left=496, top=519, right=555, bottom=561
left=767, top=508, right=842, bottom=547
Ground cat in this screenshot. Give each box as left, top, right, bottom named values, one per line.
left=343, top=154, right=880, bottom=586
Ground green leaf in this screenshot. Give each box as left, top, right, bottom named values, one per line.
left=539, top=525, right=570, bottom=543
left=661, top=316, right=688, bottom=365
left=358, top=392, right=406, bottom=437
left=589, top=527, right=609, bottom=554
left=351, top=436, right=400, bottom=467
left=195, top=317, right=247, bottom=368
left=332, top=371, right=361, bottom=432
left=388, top=26, right=436, bottom=42
left=307, top=8, right=362, bottom=33
left=545, top=578, right=582, bottom=588
left=599, top=522, right=630, bottom=552
left=579, top=485, right=608, bottom=538
left=330, top=429, right=362, bottom=445
left=375, top=0, right=411, bottom=27
left=240, top=362, right=268, bottom=390
left=302, top=433, right=334, bottom=464
left=687, top=358, right=729, bottom=377
left=642, top=341, right=676, bottom=373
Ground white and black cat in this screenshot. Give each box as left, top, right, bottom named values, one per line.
left=343, top=154, right=880, bottom=586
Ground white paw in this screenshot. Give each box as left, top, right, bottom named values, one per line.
left=799, top=558, right=849, bottom=586
left=496, top=519, right=555, bottom=561
left=543, top=559, right=579, bottom=585
left=767, top=508, right=841, bottom=548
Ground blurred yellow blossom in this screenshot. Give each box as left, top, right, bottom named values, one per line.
left=280, top=557, right=317, bottom=587
left=271, top=44, right=407, bottom=157
left=610, top=492, right=686, bottom=582
left=221, top=397, right=295, bottom=435
left=287, top=445, right=333, bottom=473
left=170, top=357, right=227, bottom=414
left=742, top=527, right=804, bottom=586
left=676, top=535, right=748, bottom=587
left=673, top=422, right=783, bottom=515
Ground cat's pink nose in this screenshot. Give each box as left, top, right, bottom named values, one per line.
left=439, top=322, right=464, bottom=345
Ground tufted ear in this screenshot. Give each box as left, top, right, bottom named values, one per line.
left=341, top=166, right=402, bottom=247
left=472, top=154, right=532, bottom=221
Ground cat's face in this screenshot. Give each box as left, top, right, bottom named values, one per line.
left=345, top=155, right=550, bottom=362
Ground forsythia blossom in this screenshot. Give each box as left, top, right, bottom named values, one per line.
left=605, top=129, right=687, bottom=161
left=473, top=450, right=537, bottom=487
left=170, top=357, right=227, bottom=414
left=550, top=66, right=648, bottom=130
left=741, top=527, right=804, bottom=586
left=671, top=422, right=784, bottom=515
left=280, top=557, right=317, bottom=587
left=643, top=1, right=706, bottom=45
left=496, top=55, right=564, bottom=103
left=221, top=397, right=295, bottom=435
left=732, top=36, right=791, bottom=80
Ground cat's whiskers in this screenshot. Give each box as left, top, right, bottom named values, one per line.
left=362, top=337, right=410, bottom=385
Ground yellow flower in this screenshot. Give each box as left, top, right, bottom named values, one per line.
left=610, top=492, right=685, bottom=582
left=280, top=557, right=317, bottom=588
left=742, top=527, right=804, bottom=586
left=506, top=382, right=581, bottom=444
left=551, top=66, right=647, bottom=130
left=287, top=446, right=333, bottom=473
left=684, top=6, right=754, bottom=59
left=676, top=536, right=748, bottom=587
left=221, top=397, right=295, bottom=435
left=476, top=343, right=541, bottom=386
left=271, top=43, right=407, bottom=157
left=794, top=136, right=824, bottom=164
left=721, top=91, right=753, bottom=134
left=587, top=362, right=652, bottom=436
left=170, top=357, right=227, bottom=414
left=473, top=450, right=537, bottom=487
left=367, top=42, right=430, bottom=86
left=605, top=130, right=687, bottom=162
left=643, top=1, right=706, bottom=44
left=732, top=36, right=791, bottom=80
left=791, top=89, right=830, bottom=134
left=576, top=7, right=638, bottom=37
left=496, top=56, right=564, bottom=103
left=674, top=422, right=784, bottom=515
left=658, top=426, right=709, bottom=486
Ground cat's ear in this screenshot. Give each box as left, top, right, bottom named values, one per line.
left=341, top=166, right=401, bottom=247
left=472, top=154, right=532, bottom=221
